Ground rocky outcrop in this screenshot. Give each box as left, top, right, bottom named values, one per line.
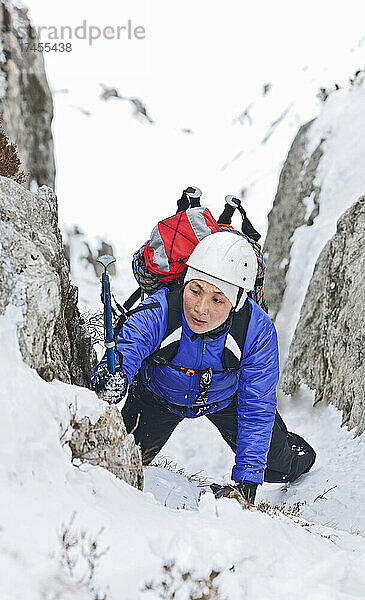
left=263, top=120, right=324, bottom=320
left=0, top=176, right=96, bottom=386
left=0, top=0, right=55, bottom=189
left=281, top=197, right=365, bottom=434
left=99, top=83, right=154, bottom=124
left=69, top=405, right=143, bottom=490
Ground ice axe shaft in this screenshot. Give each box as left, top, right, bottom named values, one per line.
left=97, top=254, right=116, bottom=374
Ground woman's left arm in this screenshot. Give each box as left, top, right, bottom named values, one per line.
left=232, top=320, right=279, bottom=485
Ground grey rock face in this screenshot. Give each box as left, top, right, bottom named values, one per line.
left=281, top=197, right=365, bottom=434
left=0, top=176, right=96, bottom=386
left=0, top=1, right=55, bottom=189
left=263, top=120, right=324, bottom=319
left=69, top=404, right=143, bottom=491
left=99, top=83, right=154, bottom=124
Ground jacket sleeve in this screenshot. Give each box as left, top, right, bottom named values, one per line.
left=232, top=319, right=279, bottom=485
left=91, top=293, right=168, bottom=386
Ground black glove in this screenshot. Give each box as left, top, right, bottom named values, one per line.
left=93, top=364, right=128, bottom=404
left=210, top=480, right=258, bottom=504
left=236, top=480, right=258, bottom=504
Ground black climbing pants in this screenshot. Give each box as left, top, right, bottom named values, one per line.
left=121, top=374, right=316, bottom=483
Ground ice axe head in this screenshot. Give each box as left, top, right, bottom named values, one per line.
left=177, top=185, right=202, bottom=212
left=96, top=254, right=116, bottom=273
left=225, top=195, right=241, bottom=209
left=185, top=186, right=202, bottom=208
left=185, top=186, right=202, bottom=200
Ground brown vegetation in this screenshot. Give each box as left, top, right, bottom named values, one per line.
left=143, top=561, right=223, bottom=600
left=58, top=512, right=109, bottom=599
left=0, top=117, right=27, bottom=183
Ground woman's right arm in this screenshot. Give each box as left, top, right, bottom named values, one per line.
left=91, top=290, right=168, bottom=386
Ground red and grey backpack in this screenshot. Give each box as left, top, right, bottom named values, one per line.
left=120, top=187, right=268, bottom=319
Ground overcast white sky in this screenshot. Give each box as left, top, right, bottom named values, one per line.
left=21, top=0, right=365, bottom=251
left=25, top=0, right=365, bottom=124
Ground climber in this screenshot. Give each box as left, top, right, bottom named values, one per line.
left=92, top=232, right=316, bottom=503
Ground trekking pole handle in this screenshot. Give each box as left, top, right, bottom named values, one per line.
left=97, top=254, right=116, bottom=374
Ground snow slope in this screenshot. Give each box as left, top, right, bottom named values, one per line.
left=1, top=310, right=365, bottom=600
left=64, top=78, right=365, bottom=540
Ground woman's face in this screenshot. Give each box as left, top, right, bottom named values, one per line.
left=183, top=280, right=233, bottom=334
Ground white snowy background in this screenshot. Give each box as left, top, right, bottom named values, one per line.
left=1, top=1, right=365, bottom=598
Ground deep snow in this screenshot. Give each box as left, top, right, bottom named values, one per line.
left=1, top=310, right=365, bottom=600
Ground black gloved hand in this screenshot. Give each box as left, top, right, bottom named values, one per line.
left=93, top=364, right=128, bottom=404
left=210, top=480, right=258, bottom=504
left=236, top=480, right=258, bottom=504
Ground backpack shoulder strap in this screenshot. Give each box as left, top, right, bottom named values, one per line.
left=152, top=286, right=183, bottom=361
left=113, top=301, right=161, bottom=340
left=222, top=299, right=251, bottom=370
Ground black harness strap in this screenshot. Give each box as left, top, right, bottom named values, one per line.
left=113, top=301, right=161, bottom=340
left=151, top=360, right=226, bottom=376
left=152, top=286, right=184, bottom=362
left=221, top=299, right=250, bottom=370
left=127, top=302, right=161, bottom=316
left=124, top=288, right=142, bottom=311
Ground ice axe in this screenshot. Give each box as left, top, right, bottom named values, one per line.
left=176, top=185, right=202, bottom=212
left=218, top=195, right=261, bottom=241
left=97, top=254, right=116, bottom=374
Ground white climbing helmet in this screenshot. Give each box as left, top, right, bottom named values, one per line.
left=186, top=231, right=257, bottom=293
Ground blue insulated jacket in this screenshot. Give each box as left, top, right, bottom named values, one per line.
left=93, top=287, right=279, bottom=484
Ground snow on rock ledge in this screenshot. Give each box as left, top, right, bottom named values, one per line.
left=281, top=197, right=365, bottom=434
left=265, top=83, right=365, bottom=435
left=263, top=119, right=324, bottom=320
left=0, top=176, right=96, bottom=386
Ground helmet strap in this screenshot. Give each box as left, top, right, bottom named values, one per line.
left=235, top=287, right=244, bottom=310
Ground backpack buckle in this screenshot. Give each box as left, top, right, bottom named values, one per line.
left=182, top=368, right=195, bottom=376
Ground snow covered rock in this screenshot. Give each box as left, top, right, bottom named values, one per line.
left=264, top=83, right=365, bottom=435
left=281, top=196, right=365, bottom=434
left=69, top=404, right=143, bottom=490
left=263, top=119, right=324, bottom=320
left=0, top=0, right=55, bottom=189
left=0, top=176, right=96, bottom=386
